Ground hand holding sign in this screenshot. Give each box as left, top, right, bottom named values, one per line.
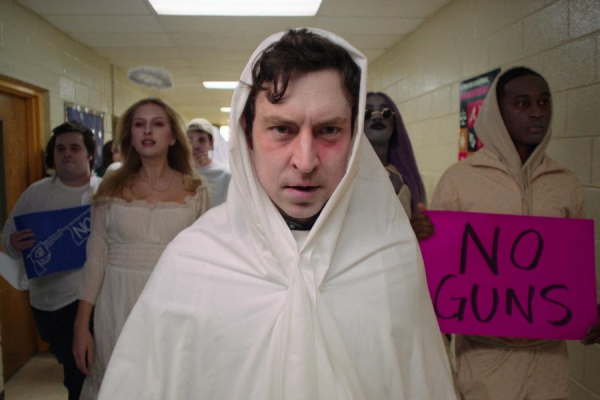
left=419, top=211, right=597, bottom=340
left=14, top=205, right=92, bottom=279
left=10, top=229, right=35, bottom=252
left=410, top=203, right=434, bottom=241
left=582, top=305, right=600, bottom=345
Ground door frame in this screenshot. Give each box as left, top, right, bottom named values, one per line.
left=0, top=76, right=43, bottom=184
left=0, top=75, right=46, bottom=371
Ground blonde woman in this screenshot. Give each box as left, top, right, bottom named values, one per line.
left=72, top=98, right=209, bottom=399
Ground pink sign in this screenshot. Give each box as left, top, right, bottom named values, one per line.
left=420, top=211, right=597, bottom=340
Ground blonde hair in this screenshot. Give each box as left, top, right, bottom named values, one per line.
left=94, top=98, right=200, bottom=200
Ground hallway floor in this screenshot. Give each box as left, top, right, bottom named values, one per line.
left=5, top=353, right=66, bottom=400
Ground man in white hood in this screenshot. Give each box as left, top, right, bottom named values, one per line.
left=98, top=28, right=456, bottom=400
left=431, top=67, right=599, bottom=399
left=186, top=117, right=231, bottom=208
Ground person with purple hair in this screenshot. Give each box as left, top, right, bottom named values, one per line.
left=365, top=92, right=427, bottom=220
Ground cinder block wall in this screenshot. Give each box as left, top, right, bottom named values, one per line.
left=367, top=0, right=600, bottom=398
left=0, top=1, right=156, bottom=144
left=0, top=0, right=113, bottom=143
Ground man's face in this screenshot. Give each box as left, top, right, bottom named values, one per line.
left=54, top=131, right=92, bottom=184
left=499, top=75, right=552, bottom=154
left=187, top=130, right=213, bottom=168
left=250, top=69, right=353, bottom=225
left=112, top=146, right=121, bottom=163
left=365, top=94, right=394, bottom=147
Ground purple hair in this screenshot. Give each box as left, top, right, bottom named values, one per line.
left=367, top=92, right=427, bottom=214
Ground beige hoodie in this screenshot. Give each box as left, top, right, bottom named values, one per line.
left=431, top=69, right=586, bottom=347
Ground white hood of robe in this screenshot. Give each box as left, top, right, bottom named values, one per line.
left=99, top=28, right=456, bottom=400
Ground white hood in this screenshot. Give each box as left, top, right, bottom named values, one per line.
left=99, top=28, right=456, bottom=400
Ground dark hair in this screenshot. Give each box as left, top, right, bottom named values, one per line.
left=367, top=92, right=427, bottom=214
left=242, top=29, right=361, bottom=140
left=496, top=67, right=549, bottom=103
left=101, top=140, right=114, bottom=169
left=45, top=121, right=96, bottom=170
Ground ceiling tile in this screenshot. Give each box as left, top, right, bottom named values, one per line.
left=170, top=33, right=266, bottom=50
left=96, top=47, right=185, bottom=58
left=159, top=16, right=312, bottom=34
left=44, top=16, right=164, bottom=33
left=109, top=58, right=193, bottom=68
left=17, top=0, right=152, bottom=15
left=72, top=33, right=174, bottom=48
left=318, top=0, right=452, bottom=18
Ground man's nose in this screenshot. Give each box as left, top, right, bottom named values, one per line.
left=530, top=104, right=544, bottom=119
left=291, top=129, right=319, bottom=174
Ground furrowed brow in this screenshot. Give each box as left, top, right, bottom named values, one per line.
left=262, top=116, right=296, bottom=126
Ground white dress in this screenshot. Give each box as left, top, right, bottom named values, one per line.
left=78, top=185, right=209, bottom=400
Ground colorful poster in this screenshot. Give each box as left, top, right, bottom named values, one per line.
left=65, top=103, right=105, bottom=170
left=459, top=69, right=501, bottom=160
left=419, top=210, right=597, bottom=340
left=14, top=205, right=91, bottom=279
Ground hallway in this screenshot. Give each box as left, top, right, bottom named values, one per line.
left=5, top=353, right=66, bottom=400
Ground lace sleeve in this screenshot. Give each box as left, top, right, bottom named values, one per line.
left=78, top=202, right=109, bottom=304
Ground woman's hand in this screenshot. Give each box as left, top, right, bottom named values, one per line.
left=73, top=323, right=94, bottom=376
left=72, top=300, right=95, bottom=376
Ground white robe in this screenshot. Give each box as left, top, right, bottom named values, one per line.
left=99, top=29, right=456, bottom=400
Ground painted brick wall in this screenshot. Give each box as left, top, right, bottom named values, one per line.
left=0, top=0, right=113, bottom=142
left=368, top=0, right=600, bottom=398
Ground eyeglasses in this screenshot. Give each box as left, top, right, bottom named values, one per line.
left=365, top=108, right=395, bottom=120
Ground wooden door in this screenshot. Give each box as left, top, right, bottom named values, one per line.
left=0, top=77, right=43, bottom=381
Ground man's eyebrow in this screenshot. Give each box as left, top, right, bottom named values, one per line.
left=261, top=116, right=297, bottom=125
left=513, top=92, right=551, bottom=99
left=261, top=116, right=349, bottom=126
left=316, top=117, right=348, bottom=126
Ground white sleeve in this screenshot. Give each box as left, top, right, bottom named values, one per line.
left=78, top=202, right=109, bottom=304
left=1, top=186, right=34, bottom=259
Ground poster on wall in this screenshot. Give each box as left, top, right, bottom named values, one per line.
left=65, top=103, right=104, bottom=170
left=458, top=68, right=501, bottom=161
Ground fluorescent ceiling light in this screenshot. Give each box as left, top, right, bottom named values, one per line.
left=149, top=0, right=322, bottom=16
left=203, top=81, right=238, bottom=89
left=220, top=107, right=231, bottom=113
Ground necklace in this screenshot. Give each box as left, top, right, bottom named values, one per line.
left=138, top=169, right=176, bottom=193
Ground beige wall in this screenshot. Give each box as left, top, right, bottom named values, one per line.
left=0, top=1, right=156, bottom=145
left=0, top=0, right=113, bottom=143
left=368, top=0, right=600, bottom=398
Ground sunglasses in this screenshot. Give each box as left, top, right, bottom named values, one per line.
left=365, top=108, right=395, bottom=120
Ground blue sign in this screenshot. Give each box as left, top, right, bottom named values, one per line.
left=14, top=205, right=91, bottom=279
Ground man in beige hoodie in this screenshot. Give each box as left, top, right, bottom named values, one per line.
left=429, top=67, right=599, bottom=400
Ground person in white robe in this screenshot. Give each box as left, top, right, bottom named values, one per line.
left=98, top=28, right=457, bottom=400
